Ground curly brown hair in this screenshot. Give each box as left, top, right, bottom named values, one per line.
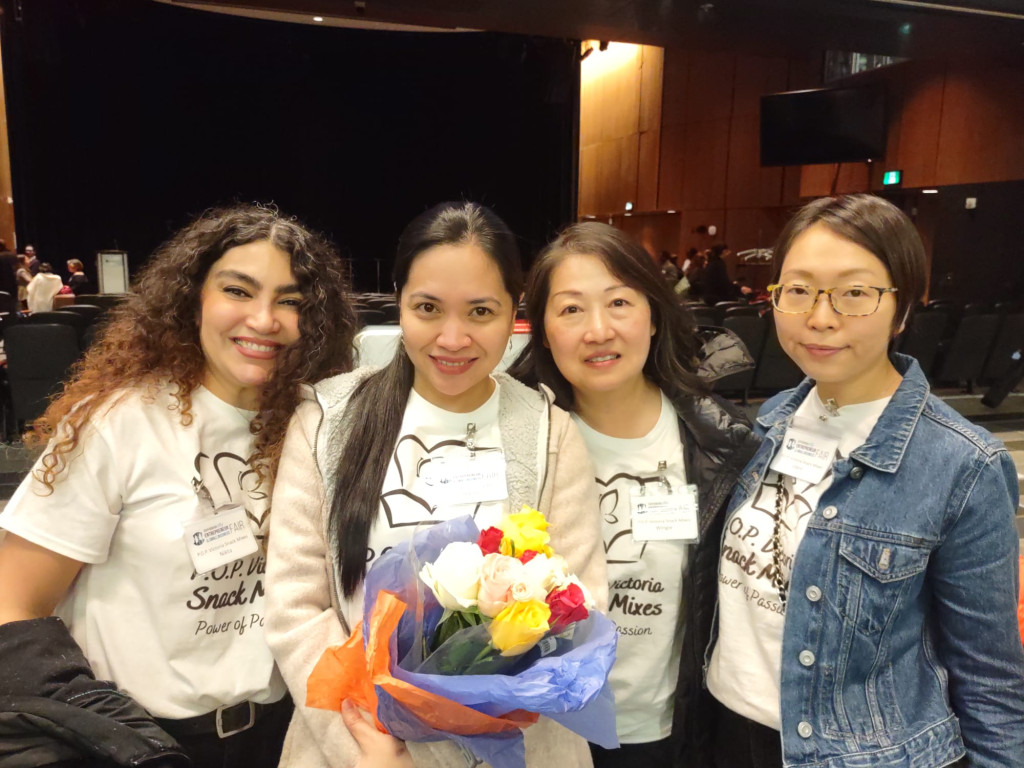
left=32, top=203, right=356, bottom=492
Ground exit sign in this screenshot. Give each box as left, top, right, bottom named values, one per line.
left=883, top=170, right=902, bottom=186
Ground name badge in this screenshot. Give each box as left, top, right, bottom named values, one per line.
left=420, top=451, right=509, bottom=507
left=183, top=504, right=259, bottom=575
left=770, top=418, right=840, bottom=484
left=629, top=485, right=700, bottom=542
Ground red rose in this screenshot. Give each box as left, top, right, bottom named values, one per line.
left=519, top=550, right=539, bottom=564
left=476, top=526, right=504, bottom=555
left=546, top=583, right=589, bottom=632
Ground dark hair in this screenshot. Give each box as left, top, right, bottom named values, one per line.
left=771, top=194, right=927, bottom=331
left=330, top=201, right=523, bottom=596
left=39, top=262, right=53, bottom=273
left=34, top=203, right=356, bottom=491
left=509, top=221, right=705, bottom=410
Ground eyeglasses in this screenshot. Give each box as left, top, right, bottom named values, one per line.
left=767, top=283, right=898, bottom=316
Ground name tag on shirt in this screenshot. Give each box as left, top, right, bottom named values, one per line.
left=770, top=418, right=840, bottom=484
left=183, top=504, right=259, bottom=575
left=420, top=451, right=509, bottom=507
left=629, top=485, right=700, bottom=542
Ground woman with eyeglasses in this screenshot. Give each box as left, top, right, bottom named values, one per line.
left=705, top=194, right=1024, bottom=768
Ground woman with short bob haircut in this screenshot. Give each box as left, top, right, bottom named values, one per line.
left=706, top=194, right=1024, bottom=768
left=266, top=202, right=605, bottom=768
left=510, top=221, right=759, bottom=767
left=0, top=204, right=356, bottom=768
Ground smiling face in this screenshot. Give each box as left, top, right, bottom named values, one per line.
left=543, top=253, right=654, bottom=403
left=400, top=241, right=516, bottom=413
left=774, top=222, right=901, bottom=404
left=198, top=240, right=302, bottom=408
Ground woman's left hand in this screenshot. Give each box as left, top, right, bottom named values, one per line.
left=341, top=699, right=414, bottom=768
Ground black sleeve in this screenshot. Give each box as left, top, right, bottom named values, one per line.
left=0, top=617, right=190, bottom=767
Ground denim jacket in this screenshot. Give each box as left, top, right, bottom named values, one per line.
left=709, top=355, right=1024, bottom=768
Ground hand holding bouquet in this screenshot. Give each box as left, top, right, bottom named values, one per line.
left=307, top=509, right=617, bottom=768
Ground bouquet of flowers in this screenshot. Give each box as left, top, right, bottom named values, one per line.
left=307, top=508, right=618, bottom=768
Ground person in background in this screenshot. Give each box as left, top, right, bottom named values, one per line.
left=0, top=239, right=21, bottom=305
left=26, top=262, right=64, bottom=312
left=659, top=251, right=681, bottom=284
left=15, top=253, right=32, bottom=306
left=510, top=221, right=759, bottom=767
left=66, top=259, right=89, bottom=295
left=0, top=204, right=356, bottom=768
left=706, top=194, right=1024, bottom=768
left=22, top=244, right=40, bottom=275
left=698, top=244, right=740, bottom=306
left=266, top=201, right=605, bottom=768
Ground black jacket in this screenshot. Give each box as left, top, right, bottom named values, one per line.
left=668, top=331, right=762, bottom=767
left=0, top=617, right=190, bottom=768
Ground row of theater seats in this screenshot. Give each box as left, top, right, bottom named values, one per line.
left=354, top=294, right=400, bottom=325
left=0, top=295, right=126, bottom=438
left=698, top=300, right=1024, bottom=401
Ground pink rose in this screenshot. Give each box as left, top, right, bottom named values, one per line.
left=477, top=526, right=504, bottom=555
left=477, top=553, right=523, bottom=618
left=546, top=582, right=589, bottom=633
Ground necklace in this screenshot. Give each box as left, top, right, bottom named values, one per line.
left=818, top=397, right=840, bottom=421
left=771, top=477, right=790, bottom=609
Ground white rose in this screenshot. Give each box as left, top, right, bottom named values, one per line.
left=510, top=554, right=553, bottom=603
left=541, top=554, right=572, bottom=591
left=418, top=541, right=483, bottom=611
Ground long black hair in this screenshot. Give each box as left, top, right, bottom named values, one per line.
left=509, top=221, right=706, bottom=408
left=330, top=202, right=523, bottom=597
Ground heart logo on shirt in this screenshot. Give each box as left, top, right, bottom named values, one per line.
left=380, top=434, right=494, bottom=528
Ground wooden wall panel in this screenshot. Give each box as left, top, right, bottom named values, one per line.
left=657, top=121, right=686, bottom=211
left=661, top=48, right=690, bottom=127
left=684, top=52, right=737, bottom=123
left=579, top=44, right=641, bottom=147
left=678, top=208, right=725, bottom=256
left=578, top=43, right=665, bottom=217
left=615, top=212, right=680, bottom=259
left=800, top=162, right=871, bottom=197
left=935, top=61, right=1024, bottom=185
left=733, top=55, right=789, bottom=118
left=0, top=35, right=15, bottom=250
left=727, top=115, right=784, bottom=208
left=893, top=63, right=944, bottom=189
left=681, top=119, right=731, bottom=210
left=637, top=129, right=661, bottom=212
left=639, top=46, right=664, bottom=133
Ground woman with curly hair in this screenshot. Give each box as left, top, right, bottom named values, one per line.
left=0, top=204, right=356, bottom=768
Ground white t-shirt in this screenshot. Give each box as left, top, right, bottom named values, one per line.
left=342, top=380, right=507, bottom=625
left=573, top=392, right=688, bottom=744
left=26, top=272, right=64, bottom=313
left=707, top=387, right=890, bottom=730
left=0, top=385, right=287, bottom=719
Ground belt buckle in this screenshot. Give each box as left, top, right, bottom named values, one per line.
left=216, top=701, right=255, bottom=738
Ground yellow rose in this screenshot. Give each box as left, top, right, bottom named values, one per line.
left=487, top=599, right=551, bottom=656
left=498, top=507, right=553, bottom=558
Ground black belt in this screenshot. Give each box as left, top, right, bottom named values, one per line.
left=155, top=699, right=278, bottom=739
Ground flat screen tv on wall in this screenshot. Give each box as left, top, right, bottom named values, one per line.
left=760, top=85, right=887, bottom=166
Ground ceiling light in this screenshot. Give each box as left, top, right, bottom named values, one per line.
left=313, top=16, right=324, bottom=22
left=922, top=189, right=938, bottom=194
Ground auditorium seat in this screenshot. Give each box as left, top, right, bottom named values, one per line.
left=897, top=311, right=948, bottom=379
left=933, top=310, right=1001, bottom=391
left=4, top=324, right=80, bottom=426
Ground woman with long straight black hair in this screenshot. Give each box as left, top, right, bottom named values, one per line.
left=266, top=202, right=606, bottom=768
